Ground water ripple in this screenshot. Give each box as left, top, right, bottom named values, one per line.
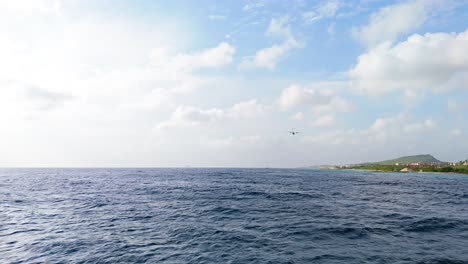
left=1, top=168, right=468, bottom=263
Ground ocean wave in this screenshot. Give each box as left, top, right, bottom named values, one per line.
left=417, top=258, right=468, bottom=264
left=1, top=168, right=468, bottom=263
left=404, top=217, right=466, bottom=233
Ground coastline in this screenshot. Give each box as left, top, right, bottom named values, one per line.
left=340, top=167, right=468, bottom=175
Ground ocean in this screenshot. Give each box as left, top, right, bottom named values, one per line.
left=1, top=168, right=468, bottom=263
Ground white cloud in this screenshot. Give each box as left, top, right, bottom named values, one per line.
left=0, top=14, right=235, bottom=119
left=403, top=118, right=436, bottom=132
left=278, top=85, right=333, bottom=110
left=156, top=106, right=226, bottom=130
left=327, top=23, right=335, bottom=36
left=303, top=0, right=343, bottom=23
left=447, top=99, right=468, bottom=112
left=277, top=84, right=352, bottom=129
left=208, top=15, right=226, bottom=20
left=369, top=116, right=398, bottom=132
left=0, top=0, right=62, bottom=17
left=239, top=17, right=302, bottom=70
left=365, top=114, right=406, bottom=142
left=150, top=42, right=235, bottom=72
left=0, top=81, right=73, bottom=120
left=349, top=30, right=468, bottom=95
left=243, top=0, right=266, bottom=11
left=291, top=112, right=305, bottom=120
left=312, top=97, right=354, bottom=114
left=239, top=45, right=288, bottom=70
left=230, top=99, right=267, bottom=118
left=401, top=89, right=425, bottom=107
left=311, top=114, right=336, bottom=127
left=206, top=135, right=261, bottom=148
left=303, top=114, right=437, bottom=146
left=0, top=3, right=243, bottom=166
left=303, top=129, right=359, bottom=145
left=451, top=129, right=462, bottom=136
left=352, top=0, right=428, bottom=47
left=278, top=84, right=353, bottom=116
left=367, top=114, right=436, bottom=143
left=266, top=16, right=292, bottom=38
left=156, top=99, right=267, bottom=130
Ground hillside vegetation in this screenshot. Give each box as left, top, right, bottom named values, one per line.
left=370, top=154, right=442, bottom=165
left=349, top=164, right=468, bottom=174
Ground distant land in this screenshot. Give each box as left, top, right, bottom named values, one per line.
left=369, top=154, right=443, bottom=165
left=311, top=154, right=468, bottom=174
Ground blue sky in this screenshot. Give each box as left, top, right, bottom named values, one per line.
left=0, top=0, right=467, bottom=167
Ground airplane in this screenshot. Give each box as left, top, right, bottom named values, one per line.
left=288, top=129, right=300, bottom=135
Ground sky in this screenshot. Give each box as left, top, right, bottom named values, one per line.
left=0, top=0, right=467, bottom=167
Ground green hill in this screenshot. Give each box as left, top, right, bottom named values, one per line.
left=370, top=154, right=443, bottom=165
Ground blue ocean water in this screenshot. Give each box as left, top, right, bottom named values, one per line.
left=1, top=168, right=468, bottom=264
